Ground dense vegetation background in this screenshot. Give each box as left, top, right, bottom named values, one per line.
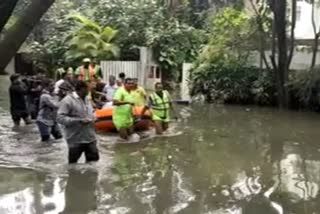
left=1, top=0, right=320, bottom=110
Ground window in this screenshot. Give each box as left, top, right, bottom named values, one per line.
left=155, top=67, right=161, bottom=79
left=148, top=66, right=155, bottom=78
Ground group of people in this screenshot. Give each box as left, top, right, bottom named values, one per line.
left=9, top=58, right=176, bottom=164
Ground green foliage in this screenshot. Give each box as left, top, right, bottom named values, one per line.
left=189, top=7, right=275, bottom=105
left=288, top=69, right=320, bottom=109
left=20, top=0, right=75, bottom=73
left=65, top=14, right=119, bottom=63
left=200, top=7, right=254, bottom=63
left=190, top=57, right=274, bottom=105
left=146, top=20, right=206, bottom=80
left=15, top=0, right=206, bottom=79
left=94, top=0, right=166, bottom=59
left=94, top=0, right=205, bottom=78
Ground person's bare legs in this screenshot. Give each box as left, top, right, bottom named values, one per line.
left=128, top=126, right=134, bottom=136
left=162, top=122, right=169, bottom=132
left=118, top=124, right=135, bottom=140
left=154, top=121, right=164, bottom=135
left=118, top=128, right=129, bottom=140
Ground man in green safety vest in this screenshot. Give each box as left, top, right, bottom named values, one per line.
left=141, top=82, right=177, bottom=135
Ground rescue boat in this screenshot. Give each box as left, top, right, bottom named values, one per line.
left=95, top=106, right=152, bottom=132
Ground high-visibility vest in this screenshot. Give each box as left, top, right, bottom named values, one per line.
left=78, top=66, right=95, bottom=81
left=149, top=90, right=170, bottom=119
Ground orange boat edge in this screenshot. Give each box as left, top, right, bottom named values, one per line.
left=95, top=106, right=152, bottom=132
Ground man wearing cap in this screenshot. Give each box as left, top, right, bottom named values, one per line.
left=75, top=58, right=95, bottom=82
left=54, top=68, right=73, bottom=95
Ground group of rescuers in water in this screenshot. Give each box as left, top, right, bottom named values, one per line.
left=9, top=58, right=177, bottom=163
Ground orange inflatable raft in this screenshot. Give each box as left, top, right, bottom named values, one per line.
left=95, top=106, right=152, bottom=132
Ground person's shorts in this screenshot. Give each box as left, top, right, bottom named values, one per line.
left=11, top=110, right=29, bottom=123
left=36, top=121, right=62, bottom=140
left=113, top=115, right=133, bottom=130
left=68, top=142, right=99, bottom=164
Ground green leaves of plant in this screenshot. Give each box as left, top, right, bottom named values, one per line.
left=65, top=14, right=119, bottom=62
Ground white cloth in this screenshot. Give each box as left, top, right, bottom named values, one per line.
left=54, top=79, right=64, bottom=95
left=102, top=84, right=118, bottom=101
left=102, top=102, right=113, bottom=109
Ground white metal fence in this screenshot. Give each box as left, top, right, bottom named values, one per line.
left=181, top=63, right=192, bottom=101
left=101, top=61, right=142, bottom=85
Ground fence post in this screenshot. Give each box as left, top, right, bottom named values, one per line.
left=139, top=47, right=148, bottom=88
left=181, top=63, right=192, bottom=102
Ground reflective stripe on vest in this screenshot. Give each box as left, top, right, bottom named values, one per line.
left=150, top=90, right=170, bottom=111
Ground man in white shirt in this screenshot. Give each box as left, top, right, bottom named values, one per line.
left=54, top=68, right=73, bottom=95
left=103, top=75, right=118, bottom=102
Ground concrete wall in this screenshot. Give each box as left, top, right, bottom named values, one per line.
left=250, top=50, right=320, bottom=70
left=294, top=0, right=320, bottom=40
left=244, top=0, right=320, bottom=40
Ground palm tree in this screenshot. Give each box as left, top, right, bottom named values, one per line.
left=65, top=14, right=119, bottom=62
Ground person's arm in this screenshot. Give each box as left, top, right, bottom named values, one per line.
left=113, top=99, right=133, bottom=106
left=57, top=98, right=83, bottom=126
left=140, top=96, right=152, bottom=119
left=30, top=83, right=42, bottom=92
left=112, top=90, right=133, bottom=106
left=42, top=94, right=59, bottom=109
left=140, top=105, right=150, bottom=118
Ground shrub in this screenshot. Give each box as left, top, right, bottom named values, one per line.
left=190, top=58, right=275, bottom=105
left=288, top=68, right=320, bottom=110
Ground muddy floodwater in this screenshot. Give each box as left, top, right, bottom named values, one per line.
left=1, top=77, right=320, bottom=214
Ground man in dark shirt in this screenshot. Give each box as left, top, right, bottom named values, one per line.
left=9, top=74, right=31, bottom=126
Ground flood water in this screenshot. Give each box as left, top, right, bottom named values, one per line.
left=1, top=77, right=320, bottom=214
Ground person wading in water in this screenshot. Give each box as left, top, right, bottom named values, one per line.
left=57, top=80, right=99, bottom=164
left=141, top=82, right=177, bottom=135
left=112, top=78, right=138, bottom=141
left=9, top=74, right=32, bottom=127
left=36, top=79, right=62, bottom=142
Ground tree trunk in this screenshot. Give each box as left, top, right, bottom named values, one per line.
left=270, top=0, right=290, bottom=108
left=311, top=34, right=319, bottom=69
left=0, top=0, right=19, bottom=34
left=310, top=0, right=319, bottom=69
left=276, top=0, right=289, bottom=108
left=0, top=0, right=55, bottom=72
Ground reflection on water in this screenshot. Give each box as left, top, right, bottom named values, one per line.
left=63, top=169, right=98, bottom=213
left=2, top=78, right=320, bottom=213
